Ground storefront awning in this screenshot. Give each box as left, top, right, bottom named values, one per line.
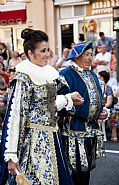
left=0, top=9, right=26, bottom=25
left=54, top=0, right=90, bottom=6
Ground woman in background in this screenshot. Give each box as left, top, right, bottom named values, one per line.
left=98, top=70, right=113, bottom=141
left=0, top=42, right=10, bottom=71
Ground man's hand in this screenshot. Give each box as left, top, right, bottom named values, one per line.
left=71, top=92, right=84, bottom=106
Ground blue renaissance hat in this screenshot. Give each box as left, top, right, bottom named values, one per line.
left=66, top=41, right=93, bottom=61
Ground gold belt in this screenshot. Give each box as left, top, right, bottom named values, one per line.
left=26, top=123, right=59, bottom=132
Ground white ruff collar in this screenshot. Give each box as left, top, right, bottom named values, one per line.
left=16, top=59, right=59, bottom=85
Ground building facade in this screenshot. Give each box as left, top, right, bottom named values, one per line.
left=0, top=1, right=27, bottom=54
left=26, top=0, right=56, bottom=52
left=0, top=0, right=56, bottom=55
left=0, top=0, right=119, bottom=57
left=54, top=0, right=118, bottom=56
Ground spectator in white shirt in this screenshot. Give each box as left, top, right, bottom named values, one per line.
left=94, top=44, right=111, bottom=74
left=8, top=51, right=21, bottom=70
left=56, top=48, right=70, bottom=70
left=47, top=48, right=59, bottom=68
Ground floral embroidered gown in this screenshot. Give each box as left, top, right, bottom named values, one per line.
left=1, top=60, right=73, bottom=185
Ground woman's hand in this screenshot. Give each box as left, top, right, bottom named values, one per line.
left=99, top=109, right=108, bottom=120
left=71, top=92, right=84, bottom=106
left=8, top=160, right=20, bottom=176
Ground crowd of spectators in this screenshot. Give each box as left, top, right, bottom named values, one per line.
left=0, top=42, right=27, bottom=128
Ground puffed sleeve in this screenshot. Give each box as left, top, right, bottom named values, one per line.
left=4, top=80, right=22, bottom=163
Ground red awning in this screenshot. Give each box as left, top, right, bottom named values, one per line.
left=0, top=9, right=26, bottom=25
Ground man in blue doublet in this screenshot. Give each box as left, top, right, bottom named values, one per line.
left=58, top=41, right=108, bottom=185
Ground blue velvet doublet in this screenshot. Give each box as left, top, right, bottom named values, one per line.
left=58, top=65, right=105, bottom=172
left=58, top=65, right=103, bottom=132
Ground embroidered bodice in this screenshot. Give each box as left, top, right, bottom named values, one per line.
left=19, top=74, right=58, bottom=127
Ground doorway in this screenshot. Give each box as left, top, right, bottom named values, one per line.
left=61, top=24, right=74, bottom=51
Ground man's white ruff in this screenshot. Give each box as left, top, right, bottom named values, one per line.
left=16, top=59, right=59, bottom=85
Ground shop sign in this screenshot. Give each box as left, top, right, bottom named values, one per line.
left=92, top=0, right=119, bottom=15
left=54, top=0, right=88, bottom=5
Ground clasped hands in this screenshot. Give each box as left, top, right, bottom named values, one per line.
left=71, top=92, right=84, bottom=106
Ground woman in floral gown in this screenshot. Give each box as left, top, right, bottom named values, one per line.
left=0, top=28, right=83, bottom=185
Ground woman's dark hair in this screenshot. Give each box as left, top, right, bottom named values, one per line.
left=21, top=28, right=49, bottom=59
left=20, top=52, right=25, bottom=57
left=0, top=42, right=7, bottom=49
left=98, top=70, right=110, bottom=84
left=78, top=33, right=84, bottom=42
left=0, top=61, right=5, bottom=71
left=8, top=68, right=16, bottom=73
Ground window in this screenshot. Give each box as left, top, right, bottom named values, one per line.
left=8, top=19, right=14, bottom=24
left=61, top=24, right=74, bottom=50
left=1, top=20, right=6, bottom=25
left=16, top=19, right=22, bottom=24
left=74, top=5, right=85, bottom=16
left=60, top=6, right=72, bottom=18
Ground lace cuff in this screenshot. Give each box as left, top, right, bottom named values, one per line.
left=4, top=153, right=18, bottom=163
left=56, top=93, right=73, bottom=111
left=64, top=93, right=73, bottom=110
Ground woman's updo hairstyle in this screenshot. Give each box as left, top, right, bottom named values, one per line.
left=21, top=28, right=49, bottom=59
